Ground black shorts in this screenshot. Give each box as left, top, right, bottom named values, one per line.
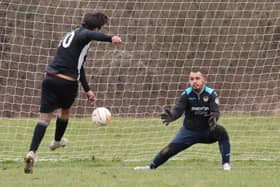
left=40, top=74, right=78, bottom=113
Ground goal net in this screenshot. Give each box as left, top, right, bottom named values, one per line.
left=0, top=0, right=279, bottom=163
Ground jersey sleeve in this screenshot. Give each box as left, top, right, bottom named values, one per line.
left=79, top=66, right=90, bottom=92
left=86, top=31, right=112, bottom=42
left=171, top=93, right=188, bottom=120
left=209, top=91, right=220, bottom=119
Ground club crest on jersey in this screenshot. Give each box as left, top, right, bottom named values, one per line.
left=203, top=95, right=209, bottom=102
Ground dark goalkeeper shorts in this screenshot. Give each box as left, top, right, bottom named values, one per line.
left=40, top=74, right=78, bottom=113
left=170, top=125, right=218, bottom=145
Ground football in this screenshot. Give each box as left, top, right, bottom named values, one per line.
left=91, top=107, right=112, bottom=125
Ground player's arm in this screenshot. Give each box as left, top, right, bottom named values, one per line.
left=80, top=66, right=90, bottom=92
left=209, top=91, right=220, bottom=119
left=208, top=91, right=220, bottom=130
left=86, top=31, right=122, bottom=44
left=171, top=94, right=188, bottom=120
left=79, top=66, right=96, bottom=105
left=160, top=93, right=188, bottom=126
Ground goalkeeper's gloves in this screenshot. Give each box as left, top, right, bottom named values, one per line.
left=208, top=115, right=217, bottom=131
left=160, top=109, right=174, bottom=126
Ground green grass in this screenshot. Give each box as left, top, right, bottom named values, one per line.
left=1, top=160, right=280, bottom=187
left=0, top=116, right=280, bottom=186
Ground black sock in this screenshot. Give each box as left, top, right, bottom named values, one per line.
left=219, top=140, right=231, bottom=164
left=29, top=122, right=48, bottom=152
left=55, top=118, right=68, bottom=141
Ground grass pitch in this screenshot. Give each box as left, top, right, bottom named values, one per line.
left=0, top=116, right=280, bottom=187
left=1, top=160, right=280, bottom=187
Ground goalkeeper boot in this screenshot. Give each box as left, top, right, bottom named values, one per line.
left=49, top=138, right=69, bottom=151
left=223, top=163, right=231, bottom=171
left=24, top=151, right=35, bottom=174
left=134, top=165, right=152, bottom=170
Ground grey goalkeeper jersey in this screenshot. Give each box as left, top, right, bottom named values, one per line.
left=46, top=27, right=112, bottom=91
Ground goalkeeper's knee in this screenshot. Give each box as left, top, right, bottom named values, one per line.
left=159, top=143, right=189, bottom=158
left=212, top=125, right=229, bottom=142
left=151, top=143, right=189, bottom=169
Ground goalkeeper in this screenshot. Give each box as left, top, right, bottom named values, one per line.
left=24, top=12, right=122, bottom=174
left=135, top=70, right=231, bottom=171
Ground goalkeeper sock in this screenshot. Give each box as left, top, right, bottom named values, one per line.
left=219, top=140, right=230, bottom=164
left=29, top=122, right=47, bottom=152
left=54, top=118, right=68, bottom=141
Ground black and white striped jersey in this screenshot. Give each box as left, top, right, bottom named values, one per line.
left=46, top=27, right=112, bottom=91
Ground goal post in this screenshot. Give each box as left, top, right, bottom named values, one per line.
left=0, top=1, right=279, bottom=163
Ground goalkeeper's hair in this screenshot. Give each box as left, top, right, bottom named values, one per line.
left=82, top=12, right=108, bottom=30
left=190, top=68, right=207, bottom=77
left=189, top=68, right=208, bottom=81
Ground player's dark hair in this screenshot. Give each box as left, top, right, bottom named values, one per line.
left=190, top=68, right=207, bottom=78
left=190, top=68, right=204, bottom=75
left=82, top=12, right=108, bottom=30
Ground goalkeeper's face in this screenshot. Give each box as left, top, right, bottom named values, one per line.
left=189, top=72, right=205, bottom=92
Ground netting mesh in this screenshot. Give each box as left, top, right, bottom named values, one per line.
left=0, top=0, right=279, bottom=162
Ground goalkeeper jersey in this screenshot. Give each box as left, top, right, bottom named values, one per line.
left=171, top=86, right=220, bottom=131
left=46, top=27, right=112, bottom=92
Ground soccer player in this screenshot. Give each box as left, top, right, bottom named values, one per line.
left=134, top=70, right=231, bottom=171
left=24, top=12, right=122, bottom=174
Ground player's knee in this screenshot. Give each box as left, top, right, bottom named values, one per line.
left=38, top=113, right=53, bottom=125
left=214, top=125, right=229, bottom=141
left=160, top=143, right=188, bottom=157
left=160, top=145, right=170, bottom=155
left=60, top=108, right=70, bottom=120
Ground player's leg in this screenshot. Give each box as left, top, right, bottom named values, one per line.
left=208, top=125, right=231, bottom=170
left=134, top=143, right=189, bottom=170
left=149, top=143, right=190, bottom=169
left=135, top=126, right=196, bottom=170
left=24, top=113, right=53, bottom=174
left=29, top=113, right=53, bottom=152
left=49, top=108, right=70, bottom=150
left=48, top=76, right=78, bottom=150
left=24, top=75, right=59, bottom=174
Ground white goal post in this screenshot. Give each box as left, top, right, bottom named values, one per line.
left=0, top=1, right=279, bottom=162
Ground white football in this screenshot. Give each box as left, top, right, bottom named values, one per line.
left=91, top=107, right=112, bottom=125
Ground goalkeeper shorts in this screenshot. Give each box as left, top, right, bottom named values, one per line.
left=170, top=125, right=217, bottom=145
